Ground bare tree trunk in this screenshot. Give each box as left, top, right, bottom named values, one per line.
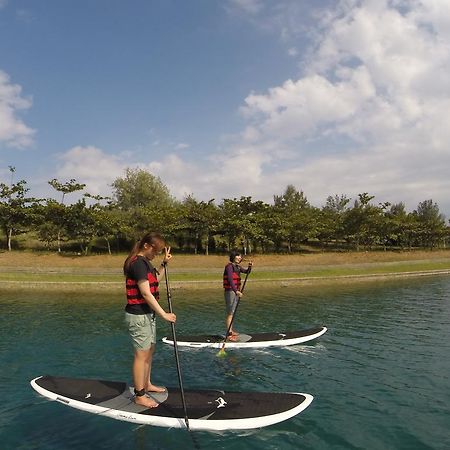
left=7, top=228, right=12, bottom=251
left=105, top=237, right=112, bottom=255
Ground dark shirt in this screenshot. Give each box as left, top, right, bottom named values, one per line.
left=125, top=256, right=156, bottom=315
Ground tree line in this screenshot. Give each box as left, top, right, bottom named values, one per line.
left=0, top=166, right=448, bottom=254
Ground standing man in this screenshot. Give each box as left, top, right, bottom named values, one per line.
left=223, top=250, right=252, bottom=341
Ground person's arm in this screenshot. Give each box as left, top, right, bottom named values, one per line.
left=241, top=261, right=253, bottom=274
left=137, top=279, right=176, bottom=323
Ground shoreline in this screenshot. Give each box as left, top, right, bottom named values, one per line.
left=1, top=250, right=450, bottom=291
left=2, top=267, right=450, bottom=291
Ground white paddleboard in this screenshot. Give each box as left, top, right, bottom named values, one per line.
left=162, top=326, right=327, bottom=349
left=30, top=375, right=313, bottom=431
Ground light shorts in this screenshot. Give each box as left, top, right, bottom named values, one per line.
left=125, top=312, right=156, bottom=351
left=224, top=290, right=239, bottom=314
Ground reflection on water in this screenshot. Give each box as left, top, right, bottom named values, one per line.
left=1, top=276, right=450, bottom=449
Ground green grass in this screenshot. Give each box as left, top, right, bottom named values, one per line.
left=0, top=273, right=120, bottom=283
left=1, top=259, right=449, bottom=285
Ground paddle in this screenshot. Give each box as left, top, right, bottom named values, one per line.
left=217, top=265, right=251, bottom=357
left=163, top=262, right=190, bottom=431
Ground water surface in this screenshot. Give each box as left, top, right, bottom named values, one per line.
left=1, top=276, right=449, bottom=449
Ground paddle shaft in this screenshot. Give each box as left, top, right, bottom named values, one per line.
left=221, top=267, right=251, bottom=350
left=163, top=263, right=190, bottom=431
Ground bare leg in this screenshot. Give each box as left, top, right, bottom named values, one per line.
left=145, top=344, right=166, bottom=392
left=226, top=314, right=239, bottom=337
left=226, top=313, right=232, bottom=335
left=132, top=348, right=158, bottom=408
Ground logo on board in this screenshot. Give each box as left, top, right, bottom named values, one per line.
left=215, top=397, right=227, bottom=408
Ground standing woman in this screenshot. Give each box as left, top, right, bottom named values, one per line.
left=123, top=232, right=176, bottom=408
left=223, top=250, right=252, bottom=341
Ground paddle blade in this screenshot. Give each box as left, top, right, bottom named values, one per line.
left=216, top=347, right=227, bottom=357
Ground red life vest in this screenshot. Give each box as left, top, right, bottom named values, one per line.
left=223, top=263, right=241, bottom=291
left=126, top=257, right=160, bottom=306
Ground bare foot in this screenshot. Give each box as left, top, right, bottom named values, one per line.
left=227, top=334, right=239, bottom=342
left=230, top=330, right=239, bottom=336
left=134, top=394, right=159, bottom=408
left=146, top=383, right=167, bottom=393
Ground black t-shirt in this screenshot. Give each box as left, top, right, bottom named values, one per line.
left=125, top=256, right=157, bottom=315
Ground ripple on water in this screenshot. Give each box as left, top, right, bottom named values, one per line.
left=1, top=276, right=450, bottom=449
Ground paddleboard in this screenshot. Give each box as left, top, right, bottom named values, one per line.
left=30, top=375, right=313, bottom=431
left=162, top=326, right=327, bottom=349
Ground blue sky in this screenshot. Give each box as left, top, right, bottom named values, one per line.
left=1, top=0, right=450, bottom=217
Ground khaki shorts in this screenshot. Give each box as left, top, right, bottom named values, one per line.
left=125, top=312, right=156, bottom=350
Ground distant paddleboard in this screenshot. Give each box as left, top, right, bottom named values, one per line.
left=162, top=326, right=327, bottom=349
left=30, top=375, right=313, bottom=431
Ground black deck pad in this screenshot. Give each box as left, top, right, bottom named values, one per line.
left=34, top=376, right=307, bottom=420
left=175, top=326, right=325, bottom=343
left=248, top=327, right=325, bottom=342
left=36, top=375, right=127, bottom=404
left=147, top=389, right=307, bottom=420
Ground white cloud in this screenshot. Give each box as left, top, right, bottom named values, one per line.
left=410, top=0, right=450, bottom=40
left=54, top=146, right=211, bottom=203
left=0, top=70, right=35, bottom=148
left=56, top=146, right=125, bottom=196
left=241, top=66, right=377, bottom=142
left=222, top=0, right=450, bottom=215
left=47, top=0, right=450, bottom=216
left=147, top=153, right=201, bottom=199
left=142, top=148, right=271, bottom=201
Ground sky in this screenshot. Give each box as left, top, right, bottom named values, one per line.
left=1, top=0, right=450, bottom=217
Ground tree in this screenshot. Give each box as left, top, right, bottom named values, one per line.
left=36, top=200, right=65, bottom=250
left=0, top=180, right=35, bottom=251
left=218, top=196, right=269, bottom=254
left=318, top=194, right=350, bottom=247
left=273, top=185, right=316, bottom=252
left=384, top=202, right=417, bottom=249
left=64, top=199, right=96, bottom=254
left=413, top=200, right=447, bottom=249
left=273, top=184, right=309, bottom=210
left=48, top=178, right=86, bottom=252
left=85, top=194, right=125, bottom=255
left=112, top=168, right=174, bottom=210
left=0, top=167, right=40, bottom=251
left=343, top=193, right=385, bottom=250
left=179, top=196, right=219, bottom=254
left=111, top=168, right=176, bottom=240
left=48, top=178, right=86, bottom=203
left=218, top=198, right=249, bottom=252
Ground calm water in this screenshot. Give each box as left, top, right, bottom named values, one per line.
left=1, top=276, right=450, bottom=449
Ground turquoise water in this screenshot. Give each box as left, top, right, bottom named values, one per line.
left=1, top=276, right=450, bottom=449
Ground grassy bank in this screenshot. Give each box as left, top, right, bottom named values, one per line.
left=1, top=249, right=450, bottom=291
